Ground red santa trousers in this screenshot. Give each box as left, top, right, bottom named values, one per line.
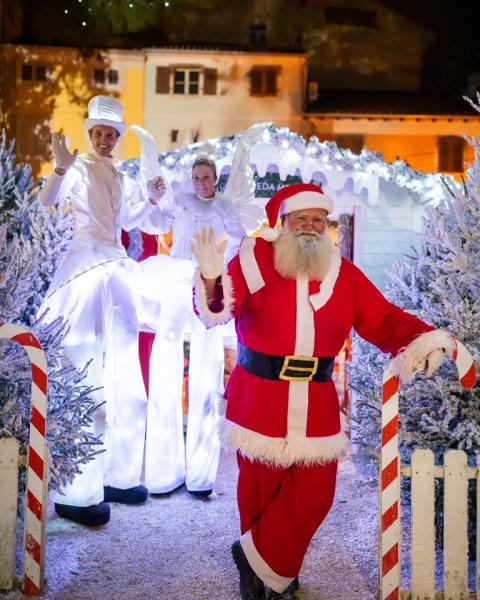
left=237, top=453, right=338, bottom=593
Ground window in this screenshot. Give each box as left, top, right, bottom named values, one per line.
left=173, top=69, right=200, bottom=95
left=170, top=129, right=179, bottom=143
left=35, top=65, right=47, bottom=81
left=108, top=69, right=119, bottom=85
left=92, top=68, right=119, bottom=87
left=250, top=23, right=267, bottom=47
left=438, top=136, right=464, bottom=172
left=335, top=134, right=364, bottom=155
left=325, top=6, right=377, bottom=28
left=21, top=64, right=33, bottom=81
left=155, top=66, right=217, bottom=96
left=94, top=68, right=105, bottom=84
left=467, top=72, right=480, bottom=97
left=21, top=64, right=48, bottom=82
left=250, top=66, right=280, bottom=96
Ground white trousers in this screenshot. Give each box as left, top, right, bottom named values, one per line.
left=48, top=261, right=148, bottom=507
left=143, top=257, right=224, bottom=493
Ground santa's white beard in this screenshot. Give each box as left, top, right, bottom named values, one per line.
left=273, top=228, right=334, bottom=280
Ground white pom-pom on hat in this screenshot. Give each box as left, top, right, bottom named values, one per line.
left=259, top=227, right=280, bottom=241
left=260, top=183, right=334, bottom=240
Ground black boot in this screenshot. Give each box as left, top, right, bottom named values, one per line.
left=265, top=580, right=299, bottom=600
left=231, top=540, right=265, bottom=600
left=104, top=485, right=148, bottom=504
left=188, top=488, right=213, bottom=498
left=55, top=502, right=110, bottom=527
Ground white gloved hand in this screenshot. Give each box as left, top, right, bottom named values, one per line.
left=425, top=348, right=445, bottom=377
left=146, top=176, right=166, bottom=204
left=52, top=132, right=78, bottom=170
left=190, top=226, right=227, bottom=279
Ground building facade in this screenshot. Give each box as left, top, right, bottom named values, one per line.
left=143, top=46, right=307, bottom=149
left=0, top=44, right=145, bottom=177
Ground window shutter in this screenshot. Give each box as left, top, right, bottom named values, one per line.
left=156, top=67, right=170, bottom=94
left=108, top=69, right=119, bottom=85
left=265, top=69, right=277, bottom=95
left=250, top=68, right=263, bottom=95
left=22, top=64, right=33, bottom=81
left=438, top=136, right=464, bottom=172
left=94, top=68, right=105, bottom=84
left=203, top=68, right=217, bottom=95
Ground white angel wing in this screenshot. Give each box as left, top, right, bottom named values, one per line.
left=130, top=124, right=174, bottom=208
left=221, top=122, right=271, bottom=231
left=130, top=124, right=162, bottom=182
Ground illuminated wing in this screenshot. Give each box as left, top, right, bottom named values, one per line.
left=221, top=122, right=271, bottom=231
left=130, top=124, right=174, bottom=208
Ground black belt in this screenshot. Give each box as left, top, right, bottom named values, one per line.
left=237, top=343, right=334, bottom=383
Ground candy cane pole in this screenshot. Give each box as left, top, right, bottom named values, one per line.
left=0, top=323, right=48, bottom=595
left=379, top=340, right=476, bottom=600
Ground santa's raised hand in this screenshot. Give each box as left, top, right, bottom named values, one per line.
left=190, top=225, right=227, bottom=280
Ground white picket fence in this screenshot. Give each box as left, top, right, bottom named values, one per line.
left=379, top=341, right=477, bottom=600
left=394, top=449, right=478, bottom=600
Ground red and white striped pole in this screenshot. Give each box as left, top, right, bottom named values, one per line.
left=0, top=323, right=49, bottom=596
left=380, top=366, right=401, bottom=600
left=379, top=339, right=476, bottom=600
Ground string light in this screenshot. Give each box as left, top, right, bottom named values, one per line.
left=118, top=125, right=452, bottom=206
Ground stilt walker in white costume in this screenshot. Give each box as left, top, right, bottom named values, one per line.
left=139, top=124, right=266, bottom=497
left=38, top=96, right=169, bottom=526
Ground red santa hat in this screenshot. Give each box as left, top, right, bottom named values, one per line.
left=260, top=183, right=334, bottom=241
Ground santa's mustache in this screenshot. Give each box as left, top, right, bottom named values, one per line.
left=295, top=231, right=321, bottom=238
left=273, top=227, right=333, bottom=280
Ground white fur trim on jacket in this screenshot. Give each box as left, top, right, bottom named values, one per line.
left=239, top=236, right=265, bottom=293
left=309, top=249, right=342, bottom=311
left=220, top=418, right=349, bottom=467
left=388, top=329, right=455, bottom=384
left=193, top=269, right=234, bottom=328
left=259, top=227, right=280, bottom=241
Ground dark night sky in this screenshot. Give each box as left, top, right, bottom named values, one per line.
left=6, top=0, right=480, bottom=96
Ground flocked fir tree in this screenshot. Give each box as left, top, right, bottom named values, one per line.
left=349, top=99, right=480, bottom=465
left=0, top=130, right=101, bottom=493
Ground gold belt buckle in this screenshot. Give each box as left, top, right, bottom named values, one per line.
left=279, top=355, right=319, bottom=382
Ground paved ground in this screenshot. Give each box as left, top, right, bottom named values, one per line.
left=3, top=451, right=379, bottom=600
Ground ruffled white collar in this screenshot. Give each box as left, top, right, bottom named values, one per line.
left=87, top=150, right=114, bottom=165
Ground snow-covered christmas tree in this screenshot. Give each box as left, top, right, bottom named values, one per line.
left=0, top=130, right=101, bottom=493
left=349, top=99, right=480, bottom=464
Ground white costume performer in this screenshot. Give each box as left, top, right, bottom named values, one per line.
left=139, top=125, right=266, bottom=496
left=39, top=96, right=168, bottom=525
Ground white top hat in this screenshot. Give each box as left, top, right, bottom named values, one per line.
left=84, top=95, right=125, bottom=136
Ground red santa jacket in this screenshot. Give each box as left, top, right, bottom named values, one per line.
left=194, top=237, right=440, bottom=467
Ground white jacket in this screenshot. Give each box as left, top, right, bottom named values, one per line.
left=39, top=151, right=168, bottom=294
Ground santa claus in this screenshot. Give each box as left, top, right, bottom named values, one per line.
left=191, top=183, right=453, bottom=600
